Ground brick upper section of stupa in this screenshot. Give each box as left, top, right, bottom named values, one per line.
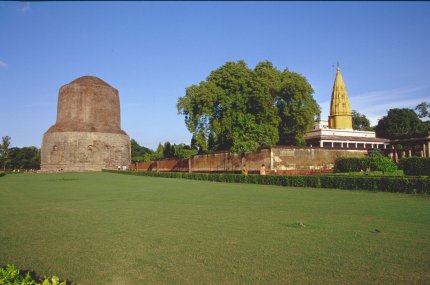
left=46, top=75, right=126, bottom=134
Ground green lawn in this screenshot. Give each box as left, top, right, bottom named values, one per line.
left=0, top=172, right=429, bottom=285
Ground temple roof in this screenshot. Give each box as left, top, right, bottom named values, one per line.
left=329, top=66, right=351, bottom=116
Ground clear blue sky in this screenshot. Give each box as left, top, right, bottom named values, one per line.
left=1, top=1, right=429, bottom=149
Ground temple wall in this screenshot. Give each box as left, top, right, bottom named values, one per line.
left=41, top=132, right=130, bottom=172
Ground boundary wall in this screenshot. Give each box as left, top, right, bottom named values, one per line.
left=129, top=146, right=368, bottom=175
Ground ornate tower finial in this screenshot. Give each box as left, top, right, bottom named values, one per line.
left=328, top=65, right=353, bottom=129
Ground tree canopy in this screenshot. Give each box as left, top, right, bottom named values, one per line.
left=130, top=139, right=154, bottom=162
left=0, top=136, right=40, bottom=170
left=131, top=139, right=197, bottom=162
left=352, top=110, right=372, bottom=131
left=8, top=146, right=40, bottom=170
left=0, top=136, right=11, bottom=170
left=375, top=108, right=427, bottom=139
left=415, top=101, right=430, bottom=119
left=177, top=60, right=320, bottom=153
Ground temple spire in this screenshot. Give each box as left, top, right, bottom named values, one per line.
left=328, top=64, right=353, bottom=129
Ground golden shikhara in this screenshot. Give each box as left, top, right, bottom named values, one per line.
left=328, top=66, right=353, bottom=129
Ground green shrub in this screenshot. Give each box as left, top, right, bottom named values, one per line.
left=0, top=172, right=5, bottom=178
left=0, top=264, right=66, bottom=285
left=363, top=156, right=397, bottom=173
left=368, top=148, right=382, bottom=157
left=334, top=158, right=363, bottom=172
left=335, top=156, right=397, bottom=173
left=400, top=157, right=430, bottom=176
left=103, top=169, right=430, bottom=194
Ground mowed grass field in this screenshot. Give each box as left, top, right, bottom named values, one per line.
left=0, top=173, right=429, bottom=285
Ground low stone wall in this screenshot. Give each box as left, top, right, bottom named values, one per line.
left=130, top=159, right=188, bottom=172
left=129, top=147, right=367, bottom=175
left=190, top=152, right=241, bottom=173
left=189, top=149, right=271, bottom=173
left=270, top=146, right=368, bottom=172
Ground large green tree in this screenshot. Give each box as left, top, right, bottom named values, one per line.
left=276, top=70, right=320, bottom=145
left=375, top=108, right=426, bottom=139
left=177, top=60, right=320, bottom=153
left=352, top=110, right=372, bottom=131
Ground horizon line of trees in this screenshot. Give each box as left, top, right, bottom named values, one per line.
left=0, top=136, right=40, bottom=170
left=131, top=139, right=197, bottom=163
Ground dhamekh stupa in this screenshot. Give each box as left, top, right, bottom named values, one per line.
left=41, top=76, right=131, bottom=172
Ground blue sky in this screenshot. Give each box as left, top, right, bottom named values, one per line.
left=1, top=2, right=429, bottom=149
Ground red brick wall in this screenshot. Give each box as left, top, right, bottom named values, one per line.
left=270, top=146, right=367, bottom=171
left=129, top=146, right=367, bottom=175
left=189, top=149, right=271, bottom=173
left=129, top=159, right=188, bottom=172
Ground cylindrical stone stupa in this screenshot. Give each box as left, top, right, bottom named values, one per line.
left=41, top=76, right=131, bottom=172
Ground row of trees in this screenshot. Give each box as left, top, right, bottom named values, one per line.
left=0, top=136, right=40, bottom=170
left=131, top=139, right=197, bottom=162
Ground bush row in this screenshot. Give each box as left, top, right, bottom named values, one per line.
left=400, top=157, right=430, bottom=176
left=0, top=172, right=5, bottom=178
left=103, top=170, right=430, bottom=194
left=334, top=156, right=397, bottom=173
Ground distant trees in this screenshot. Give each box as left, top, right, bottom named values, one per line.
left=415, top=102, right=430, bottom=119
left=177, top=60, right=320, bottom=153
left=352, top=110, right=372, bottom=131
left=0, top=136, right=11, bottom=170
left=8, top=146, right=40, bottom=169
left=130, top=139, right=153, bottom=162
left=415, top=102, right=430, bottom=131
left=375, top=108, right=427, bottom=139
left=0, top=136, right=40, bottom=170
left=131, top=139, right=197, bottom=162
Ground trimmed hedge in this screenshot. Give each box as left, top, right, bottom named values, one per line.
left=334, top=156, right=397, bottom=173
left=333, top=157, right=363, bottom=172
left=0, top=172, right=5, bottom=178
left=400, top=157, right=430, bottom=176
left=103, top=170, right=430, bottom=194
